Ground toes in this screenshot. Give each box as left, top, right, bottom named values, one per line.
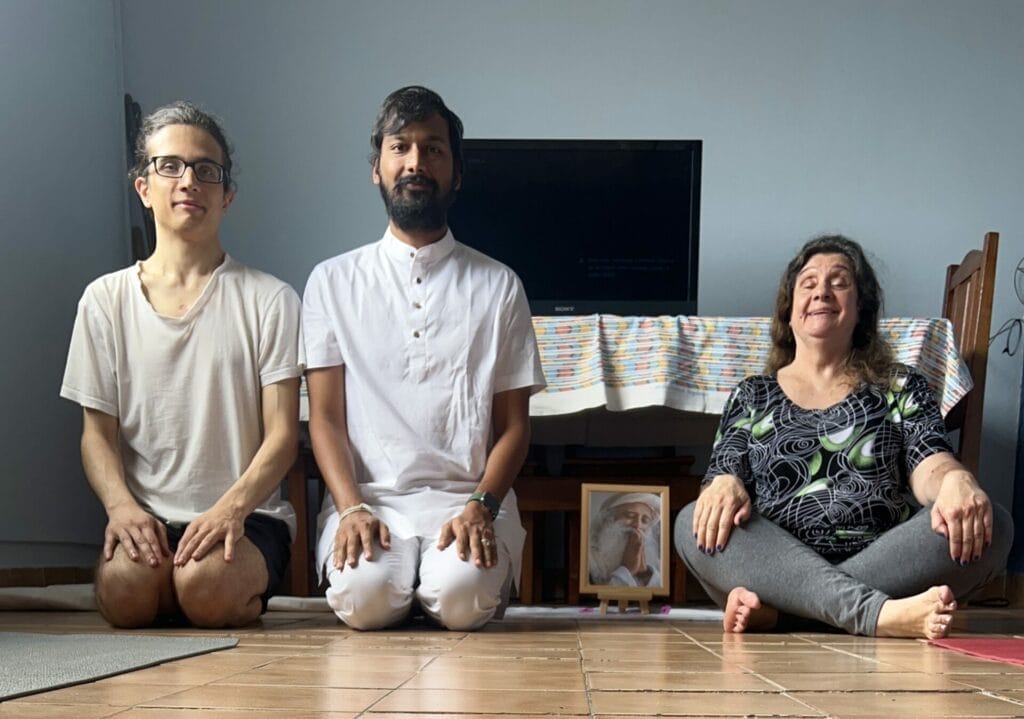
left=928, top=613, right=952, bottom=639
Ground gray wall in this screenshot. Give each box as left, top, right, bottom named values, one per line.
left=118, top=0, right=1024, bottom=508
left=3, top=0, right=1022, bottom=563
left=0, top=0, right=128, bottom=565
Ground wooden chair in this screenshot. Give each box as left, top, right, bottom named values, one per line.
left=942, top=231, right=999, bottom=475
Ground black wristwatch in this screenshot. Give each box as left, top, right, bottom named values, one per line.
left=467, top=491, right=501, bottom=521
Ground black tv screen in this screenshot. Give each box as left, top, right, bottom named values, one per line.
left=448, top=139, right=701, bottom=316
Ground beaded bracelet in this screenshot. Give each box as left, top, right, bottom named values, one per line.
left=338, top=502, right=374, bottom=521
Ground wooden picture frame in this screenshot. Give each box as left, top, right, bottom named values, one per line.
left=579, top=483, right=670, bottom=598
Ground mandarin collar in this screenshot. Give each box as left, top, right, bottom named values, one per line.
left=382, top=227, right=456, bottom=266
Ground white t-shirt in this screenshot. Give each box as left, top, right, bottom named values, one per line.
left=60, top=255, right=303, bottom=538
left=303, top=229, right=546, bottom=571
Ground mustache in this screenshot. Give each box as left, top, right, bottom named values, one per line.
left=395, top=175, right=439, bottom=192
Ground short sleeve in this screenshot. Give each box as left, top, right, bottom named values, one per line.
left=302, top=263, right=344, bottom=370
left=60, top=287, right=119, bottom=416
left=493, top=273, right=546, bottom=395
left=703, top=379, right=756, bottom=487
left=258, top=285, right=305, bottom=387
left=897, top=370, right=954, bottom=476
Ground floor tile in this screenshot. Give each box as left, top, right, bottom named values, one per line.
left=13, top=682, right=185, bottom=706
left=140, top=684, right=387, bottom=712
left=371, top=688, right=589, bottom=714
left=425, top=656, right=582, bottom=673
left=590, top=690, right=821, bottom=716
left=581, top=645, right=738, bottom=661
left=577, top=624, right=684, bottom=635
left=872, top=651, right=1024, bottom=674
left=366, top=715, right=585, bottom=719
left=455, top=636, right=580, bottom=646
left=445, top=645, right=580, bottom=659
left=213, top=664, right=415, bottom=689
left=791, top=690, right=1024, bottom=717
left=719, top=654, right=898, bottom=674
left=587, top=670, right=776, bottom=691
left=0, top=705, right=124, bottom=718
left=761, top=671, right=969, bottom=691
left=257, top=654, right=433, bottom=674
left=945, top=673, right=1024, bottom=691
left=403, top=668, right=586, bottom=691
left=582, top=655, right=750, bottom=672
left=101, top=653, right=280, bottom=685
left=112, top=710, right=356, bottom=718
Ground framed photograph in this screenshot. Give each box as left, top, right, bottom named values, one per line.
left=580, top=483, right=670, bottom=597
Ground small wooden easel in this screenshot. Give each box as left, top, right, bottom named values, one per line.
left=597, top=590, right=653, bottom=615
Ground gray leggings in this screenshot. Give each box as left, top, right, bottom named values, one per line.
left=674, top=502, right=1013, bottom=636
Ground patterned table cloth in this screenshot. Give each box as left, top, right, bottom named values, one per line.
left=530, top=316, right=972, bottom=418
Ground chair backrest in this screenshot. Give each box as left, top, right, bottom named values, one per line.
left=942, top=231, right=999, bottom=475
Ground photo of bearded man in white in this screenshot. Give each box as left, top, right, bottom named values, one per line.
left=588, top=492, right=662, bottom=587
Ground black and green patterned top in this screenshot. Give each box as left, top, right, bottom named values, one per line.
left=704, top=367, right=952, bottom=560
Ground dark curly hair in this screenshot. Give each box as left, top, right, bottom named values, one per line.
left=766, top=234, right=894, bottom=386
left=368, top=85, right=463, bottom=177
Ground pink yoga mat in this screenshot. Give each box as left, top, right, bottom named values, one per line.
left=929, top=638, right=1024, bottom=667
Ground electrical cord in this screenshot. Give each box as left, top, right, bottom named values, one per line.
left=989, top=317, right=1022, bottom=357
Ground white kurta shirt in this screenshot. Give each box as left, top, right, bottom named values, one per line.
left=303, top=229, right=546, bottom=576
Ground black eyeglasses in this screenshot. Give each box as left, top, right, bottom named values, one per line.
left=148, top=156, right=227, bottom=184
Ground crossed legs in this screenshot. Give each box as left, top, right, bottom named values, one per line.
left=675, top=502, right=1013, bottom=637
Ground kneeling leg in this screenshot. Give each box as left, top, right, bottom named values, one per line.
left=324, top=535, right=418, bottom=630
left=94, top=547, right=175, bottom=628
left=417, top=541, right=512, bottom=631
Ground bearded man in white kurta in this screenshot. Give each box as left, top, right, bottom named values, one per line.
left=303, top=86, right=545, bottom=631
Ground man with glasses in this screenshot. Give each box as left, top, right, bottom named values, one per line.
left=61, top=101, right=303, bottom=628
left=303, top=86, right=545, bottom=630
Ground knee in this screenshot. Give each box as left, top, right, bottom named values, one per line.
left=987, top=502, right=1014, bottom=567
left=326, top=566, right=412, bottom=631
left=175, top=558, right=263, bottom=628
left=673, top=502, right=699, bottom=563
left=420, top=569, right=501, bottom=631
left=94, top=552, right=167, bottom=628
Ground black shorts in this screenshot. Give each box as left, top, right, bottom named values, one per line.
left=164, top=513, right=291, bottom=614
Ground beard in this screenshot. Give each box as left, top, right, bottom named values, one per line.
left=379, top=174, right=457, bottom=233
left=588, top=519, right=660, bottom=585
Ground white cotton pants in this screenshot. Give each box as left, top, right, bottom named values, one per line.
left=324, top=534, right=513, bottom=631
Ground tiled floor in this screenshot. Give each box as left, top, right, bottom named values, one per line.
left=2, top=607, right=1024, bottom=717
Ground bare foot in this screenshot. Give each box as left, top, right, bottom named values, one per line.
left=724, top=587, right=779, bottom=633
left=875, top=585, right=956, bottom=639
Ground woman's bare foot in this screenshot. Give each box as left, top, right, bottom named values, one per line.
left=875, top=585, right=956, bottom=639
left=724, top=587, right=779, bottom=633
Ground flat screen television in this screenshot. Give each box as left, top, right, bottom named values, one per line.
left=447, top=139, right=701, bottom=316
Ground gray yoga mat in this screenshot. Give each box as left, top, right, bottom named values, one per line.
left=0, top=631, right=238, bottom=701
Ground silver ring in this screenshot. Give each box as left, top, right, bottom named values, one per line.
left=481, top=537, right=494, bottom=547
